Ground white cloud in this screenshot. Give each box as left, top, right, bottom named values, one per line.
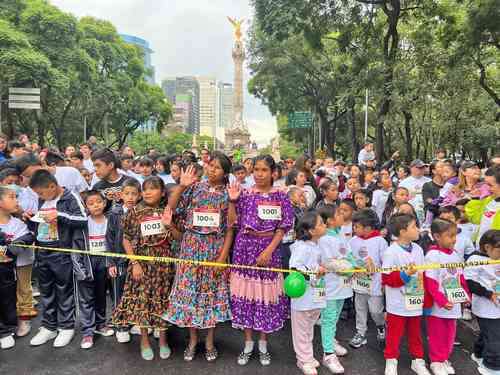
left=50, top=0, right=277, bottom=146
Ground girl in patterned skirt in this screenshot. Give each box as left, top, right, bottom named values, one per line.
left=228, top=155, right=294, bottom=366
left=164, top=152, right=233, bottom=362
left=112, top=177, right=181, bottom=361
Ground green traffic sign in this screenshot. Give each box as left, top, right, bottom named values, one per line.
left=288, top=111, right=312, bottom=129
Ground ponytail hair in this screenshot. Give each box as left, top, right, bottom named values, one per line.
left=296, top=211, right=320, bottom=241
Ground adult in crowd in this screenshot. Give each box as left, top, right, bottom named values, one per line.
left=357, top=142, right=375, bottom=166
left=64, top=145, right=76, bottom=159
left=79, top=143, right=95, bottom=174
left=88, top=136, right=99, bottom=152
left=422, top=160, right=446, bottom=221
left=442, top=161, right=490, bottom=207
left=14, top=153, right=87, bottom=195
left=398, top=159, right=431, bottom=223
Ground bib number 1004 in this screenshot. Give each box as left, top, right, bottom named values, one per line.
left=193, top=210, right=220, bottom=228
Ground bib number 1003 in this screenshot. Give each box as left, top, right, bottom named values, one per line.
left=141, top=217, right=165, bottom=236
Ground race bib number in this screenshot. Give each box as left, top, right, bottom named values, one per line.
left=404, top=274, right=424, bottom=310
left=352, top=276, right=372, bottom=294
left=89, top=235, right=106, bottom=253
left=313, top=287, right=326, bottom=303
left=257, top=203, right=282, bottom=220
left=140, top=216, right=165, bottom=237
left=445, top=288, right=468, bottom=304
left=342, top=277, right=352, bottom=288
left=193, top=209, right=220, bottom=228
left=405, top=294, right=424, bottom=311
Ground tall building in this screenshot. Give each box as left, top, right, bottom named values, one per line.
left=217, top=82, right=234, bottom=129
left=161, top=76, right=200, bottom=134
left=120, top=34, right=155, bottom=84
left=120, top=33, right=156, bottom=132
left=161, top=78, right=176, bottom=104
left=197, top=76, right=217, bottom=138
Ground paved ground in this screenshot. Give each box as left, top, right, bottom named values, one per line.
left=0, top=313, right=482, bottom=375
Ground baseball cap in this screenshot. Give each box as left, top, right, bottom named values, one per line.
left=410, top=159, right=426, bottom=168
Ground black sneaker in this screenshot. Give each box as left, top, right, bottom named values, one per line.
left=377, top=326, right=386, bottom=342
left=349, top=333, right=367, bottom=348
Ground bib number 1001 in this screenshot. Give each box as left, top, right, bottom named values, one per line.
left=258, top=205, right=282, bottom=220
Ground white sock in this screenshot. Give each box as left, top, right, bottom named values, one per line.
left=258, top=340, right=267, bottom=353
left=244, top=341, right=254, bottom=353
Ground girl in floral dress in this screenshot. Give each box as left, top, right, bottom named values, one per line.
left=112, top=177, right=181, bottom=361
left=163, top=152, right=233, bottom=362
left=228, top=155, right=294, bottom=367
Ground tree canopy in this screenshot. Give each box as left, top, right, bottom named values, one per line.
left=0, top=0, right=172, bottom=149
left=249, top=0, right=499, bottom=163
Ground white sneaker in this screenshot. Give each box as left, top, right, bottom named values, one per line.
left=0, top=335, right=15, bottom=349
left=53, top=329, right=74, bottom=348
left=30, top=327, right=58, bottom=346
left=334, top=340, right=348, bottom=357
left=471, top=353, right=483, bottom=366
left=444, top=360, right=455, bottom=374
left=16, top=320, right=32, bottom=337
left=385, top=359, right=398, bottom=375
left=478, top=366, right=500, bottom=375
left=130, top=325, right=151, bottom=335
left=322, top=353, right=344, bottom=374
left=411, top=359, right=432, bottom=375
left=298, top=361, right=318, bottom=375
left=430, top=362, right=448, bottom=375
left=116, top=330, right=131, bottom=343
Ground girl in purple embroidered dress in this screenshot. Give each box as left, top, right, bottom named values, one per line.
left=228, top=155, right=293, bottom=367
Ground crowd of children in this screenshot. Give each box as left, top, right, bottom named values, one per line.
left=0, top=138, right=499, bottom=375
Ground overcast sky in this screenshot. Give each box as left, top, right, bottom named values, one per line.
left=50, top=0, right=277, bottom=145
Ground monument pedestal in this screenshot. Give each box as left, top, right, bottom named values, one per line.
left=224, top=127, right=251, bottom=153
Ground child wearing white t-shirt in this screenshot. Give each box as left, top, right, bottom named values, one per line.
left=424, top=219, right=471, bottom=375
left=465, top=230, right=500, bottom=375
left=382, top=213, right=430, bottom=375
left=348, top=209, right=387, bottom=349
left=318, top=204, right=355, bottom=374
left=289, top=211, right=327, bottom=375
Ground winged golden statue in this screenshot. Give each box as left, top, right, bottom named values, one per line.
left=227, top=16, right=245, bottom=41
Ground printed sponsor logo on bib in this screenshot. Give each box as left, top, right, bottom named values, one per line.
left=257, top=202, right=282, bottom=220
left=140, top=216, right=165, bottom=237
left=193, top=209, right=220, bottom=228
left=311, top=276, right=326, bottom=303
left=89, top=235, right=106, bottom=253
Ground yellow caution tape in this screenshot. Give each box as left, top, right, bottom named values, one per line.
left=15, top=243, right=500, bottom=275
